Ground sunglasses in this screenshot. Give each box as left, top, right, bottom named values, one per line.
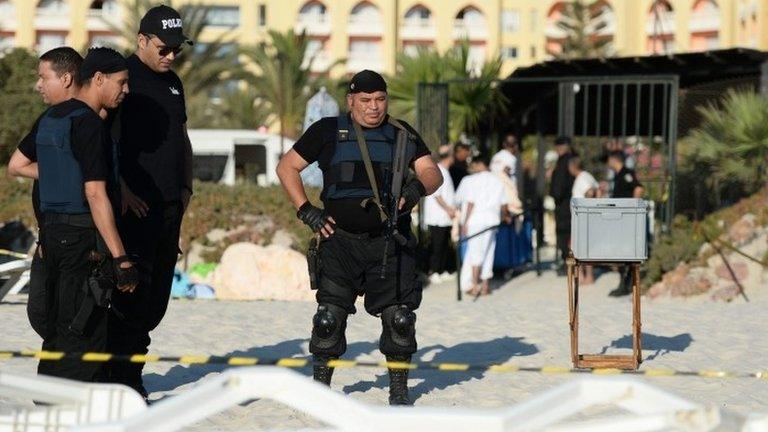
left=143, top=34, right=183, bottom=57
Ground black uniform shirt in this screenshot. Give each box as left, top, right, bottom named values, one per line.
left=612, top=166, right=642, bottom=198
left=119, top=54, right=188, bottom=204
left=293, top=114, right=430, bottom=233
left=18, top=99, right=108, bottom=220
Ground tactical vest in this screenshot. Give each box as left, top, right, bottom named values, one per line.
left=321, top=115, right=397, bottom=201
left=37, top=108, right=91, bottom=214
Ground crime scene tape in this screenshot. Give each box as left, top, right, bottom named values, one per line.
left=0, top=248, right=28, bottom=260
left=1, top=350, right=766, bottom=380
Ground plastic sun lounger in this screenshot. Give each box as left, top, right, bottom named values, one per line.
left=67, top=367, right=766, bottom=432
left=0, top=371, right=147, bottom=432
left=0, top=259, right=31, bottom=302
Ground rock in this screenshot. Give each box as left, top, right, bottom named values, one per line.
left=697, top=242, right=714, bottom=259
left=210, top=242, right=313, bottom=301
left=715, top=260, right=749, bottom=282
left=271, top=229, right=297, bottom=248
left=647, top=281, right=668, bottom=299
left=710, top=285, right=741, bottom=302
left=206, top=228, right=229, bottom=244
left=727, top=213, right=757, bottom=246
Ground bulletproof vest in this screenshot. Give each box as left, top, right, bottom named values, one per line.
left=37, top=108, right=91, bottom=214
left=321, top=115, right=397, bottom=201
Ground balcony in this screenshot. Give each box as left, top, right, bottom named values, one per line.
left=347, top=56, right=384, bottom=73
left=295, top=15, right=331, bottom=36
left=646, top=12, right=675, bottom=34
left=399, top=18, right=436, bottom=40
left=689, top=12, right=720, bottom=33
left=348, top=18, right=383, bottom=37
left=86, top=9, right=121, bottom=32
left=34, top=11, right=70, bottom=30
left=452, top=19, right=488, bottom=40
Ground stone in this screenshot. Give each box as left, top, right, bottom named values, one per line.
left=710, top=285, right=741, bottom=302
left=715, top=260, right=749, bottom=282
left=727, top=213, right=757, bottom=246
left=210, top=242, right=314, bottom=301
left=206, top=228, right=229, bottom=244
left=271, top=229, right=297, bottom=248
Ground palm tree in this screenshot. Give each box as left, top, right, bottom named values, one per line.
left=186, top=87, right=270, bottom=130
left=554, top=0, right=612, bottom=60
left=387, top=42, right=508, bottom=143
left=687, top=89, right=768, bottom=201
left=240, top=30, right=341, bottom=151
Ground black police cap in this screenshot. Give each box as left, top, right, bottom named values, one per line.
left=348, top=69, right=387, bottom=94
left=139, top=5, right=193, bottom=47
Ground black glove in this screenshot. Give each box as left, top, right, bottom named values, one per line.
left=113, top=255, right=139, bottom=289
left=400, top=179, right=427, bottom=213
left=297, top=201, right=330, bottom=233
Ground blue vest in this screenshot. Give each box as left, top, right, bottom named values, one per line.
left=37, top=108, right=91, bottom=214
left=321, top=115, right=397, bottom=201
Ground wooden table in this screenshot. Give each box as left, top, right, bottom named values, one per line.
left=566, top=254, right=643, bottom=370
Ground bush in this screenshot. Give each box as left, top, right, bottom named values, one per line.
left=0, top=49, right=45, bottom=164
left=0, top=168, right=319, bottom=258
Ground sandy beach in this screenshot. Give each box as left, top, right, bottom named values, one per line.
left=1, top=259, right=767, bottom=430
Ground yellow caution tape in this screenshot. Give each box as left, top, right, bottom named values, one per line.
left=0, top=350, right=763, bottom=380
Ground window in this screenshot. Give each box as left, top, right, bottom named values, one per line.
left=258, top=4, right=267, bottom=27
left=502, top=46, right=518, bottom=59
left=0, top=35, right=15, bottom=52
left=37, top=0, right=68, bottom=14
left=350, top=2, right=382, bottom=24
left=37, top=32, right=66, bottom=53
left=502, top=9, right=520, bottom=33
left=206, top=6, right=239, bottom=28
left=299, top=1, right=327, bottom=22
left=0, top=0, right=15, bottom=18
left=404, top=5, right=431, bottom=24
left=349, top=39, right=380, bottom=57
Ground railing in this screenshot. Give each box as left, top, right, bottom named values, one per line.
left=452, top=19, right=488, bottom=40
left=400, top=19, right=436, bottom=40
left=295, top=15, right=331, bottom=36
left=689, top=12, right=721, bottom=32
left=348, top=18, right=384, bottom=36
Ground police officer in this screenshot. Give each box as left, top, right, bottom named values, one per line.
left=109, top=4, right=194, bottom=397
left=276, top=70, right=442, bottom=405
left=8, top=47, right=83, bottom=350
left=607, top=150, right=644, bottom=297
left=8, top=47, right=137, bottom=382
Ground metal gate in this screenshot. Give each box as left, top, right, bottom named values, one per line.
left=416, top=76, right=679, bottom=232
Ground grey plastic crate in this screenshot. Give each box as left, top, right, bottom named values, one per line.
left=570, top=198, right=649, bottom=262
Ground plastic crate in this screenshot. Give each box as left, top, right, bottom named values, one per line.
left=570, top=198, right=648, bottom=262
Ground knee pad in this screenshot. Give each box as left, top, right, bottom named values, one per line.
left=310, top=303, right=348, bottom=357
left=379, top=305, right=417, bottom=356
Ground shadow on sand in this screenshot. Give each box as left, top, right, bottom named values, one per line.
left=343, top=336, right=538, bottom=402
left=600, top=333, right=693, bottom=361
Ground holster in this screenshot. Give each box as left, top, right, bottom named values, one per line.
left=307, top=235, right=321, bottom=290
left=68, top=241, right=115, bottom=335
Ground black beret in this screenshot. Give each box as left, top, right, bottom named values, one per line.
left=348, top=69, right=387, bottom=94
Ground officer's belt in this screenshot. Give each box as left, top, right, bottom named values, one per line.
left=42, top=212, right=95, bottom=228
left=334, top=227, right=386, bottom=240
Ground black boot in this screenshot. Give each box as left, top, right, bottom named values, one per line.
left=313, top=356, right=335, bottom=386
left=387, top=356, right=412, bottom=406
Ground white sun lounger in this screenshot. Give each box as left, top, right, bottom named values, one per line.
left=0, top=371, right=147, bottom=432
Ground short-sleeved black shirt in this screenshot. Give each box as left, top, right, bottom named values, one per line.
left=119, top=54, right=188, bottom=204
left=293, top=114, right=431, bottom=233
left=18, top=99, right=108, bottom=221
left=612, top=166, right=642, bottom=198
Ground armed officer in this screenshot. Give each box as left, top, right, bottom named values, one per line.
left=9, top=48, right=138, bottom=382
left=277, top=70, right=442, bottom=405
